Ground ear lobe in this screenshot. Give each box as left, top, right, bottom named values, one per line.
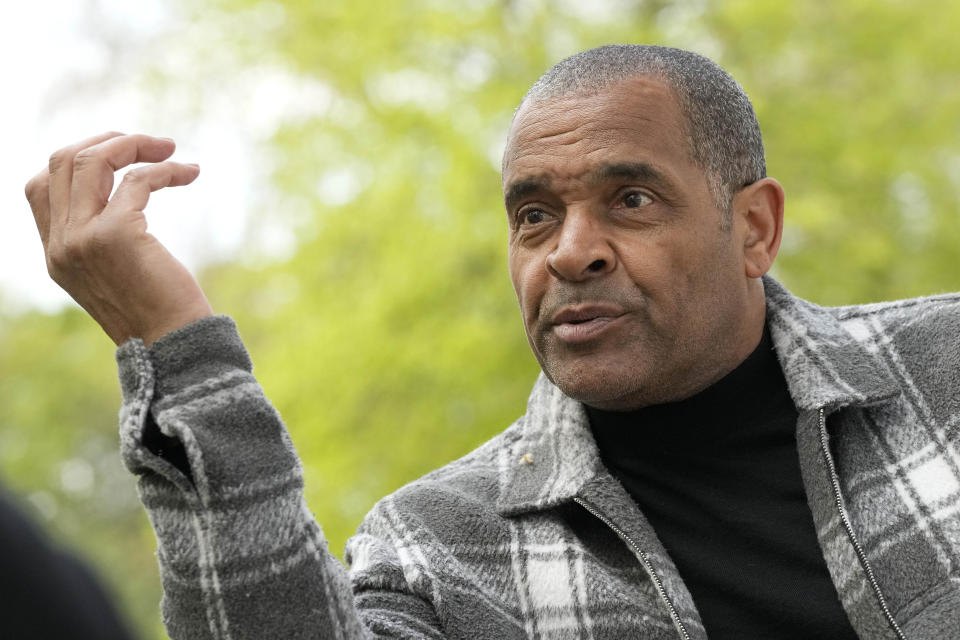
left=734, top=177, right=785, bottom=279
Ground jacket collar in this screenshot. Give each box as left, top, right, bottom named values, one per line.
left=762, top=275, right=898, bottom=411
left=496, top=276, right=900, bottom=516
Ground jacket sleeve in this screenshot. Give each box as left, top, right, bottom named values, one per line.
left=115, top=316, right=442, bottom=640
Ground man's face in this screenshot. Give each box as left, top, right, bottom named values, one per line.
left=503, top=76, right=756, bottom=410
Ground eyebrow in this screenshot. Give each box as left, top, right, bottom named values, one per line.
left=588, top=162, right=675, bottom=194
left=503, top=176, right=552, bottom=212
left=503, top=161, right=676, bottom=211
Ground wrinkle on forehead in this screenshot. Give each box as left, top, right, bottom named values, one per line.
left=502, top=77, right=689, bottom=182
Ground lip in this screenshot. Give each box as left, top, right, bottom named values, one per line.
left=549, top=304, right=626, bottom=344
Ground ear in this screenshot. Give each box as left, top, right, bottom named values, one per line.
left=732, top=177, right=784, bottom=279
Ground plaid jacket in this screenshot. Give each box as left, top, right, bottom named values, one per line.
left=116, top=277, right=960, bottom=639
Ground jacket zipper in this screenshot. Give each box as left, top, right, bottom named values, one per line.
left=817, top=407, right=906, bottom=639
left=572, top=496, right=690, bottom=640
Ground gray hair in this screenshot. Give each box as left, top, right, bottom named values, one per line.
left=517, top=44, right=766, bottom=218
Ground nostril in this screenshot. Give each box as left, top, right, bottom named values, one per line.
left=587, top=259, right=606, bottom=272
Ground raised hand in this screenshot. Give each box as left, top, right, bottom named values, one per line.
left=24, top=132, right=213, bottom=346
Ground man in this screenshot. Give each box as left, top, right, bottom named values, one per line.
left=24, top=45, right=959, bottom=639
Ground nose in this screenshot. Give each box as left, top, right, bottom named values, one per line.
left=546, top=211, right=616, bottom=281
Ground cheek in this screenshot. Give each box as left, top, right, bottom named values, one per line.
left=678, top=235, right=745, bottom=326
left=616, top=234, right=723, bottom=320
left=508, top=251, right=545, bottom=314
left=617, top=236, right=685, bottom=291
left=507, top=252, right=524, bottom=301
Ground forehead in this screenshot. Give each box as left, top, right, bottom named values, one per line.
left=502, top=76, right=693, bottom=194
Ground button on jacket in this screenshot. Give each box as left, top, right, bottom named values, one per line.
left=116, top=277, right=960, bottom=639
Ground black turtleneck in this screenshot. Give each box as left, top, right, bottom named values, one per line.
left=587, top=327, right=858, bottom=639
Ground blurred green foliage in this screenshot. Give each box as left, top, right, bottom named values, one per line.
left=2, top=1, right=959, bottom=638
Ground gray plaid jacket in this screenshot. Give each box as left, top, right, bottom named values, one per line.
left=116, top=277, right=960, bottom=639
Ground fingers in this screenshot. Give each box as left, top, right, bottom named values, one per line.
left=104, top=161, right=201, bottom=217
left=28, top=131, right=121, bottom=247
left=68, top=134, right=178, bottom=227
left=27, top=132, right=194, bottom=274
left=47, top=131, right=126, bottom=233
left=24, top=167, right=52, bottom=245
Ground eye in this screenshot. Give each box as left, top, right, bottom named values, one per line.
left=621, top=191, right=652, bottom=208
left=520, top=208, right=548, bottom=225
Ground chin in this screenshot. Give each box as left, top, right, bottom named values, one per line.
left=543, top=361, right=648, bottom=410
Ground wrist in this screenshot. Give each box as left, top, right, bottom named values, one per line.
left=141, top=302, right=215, bottom=347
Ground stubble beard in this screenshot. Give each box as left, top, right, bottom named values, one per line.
left=532, top=309, right=675, bottom=411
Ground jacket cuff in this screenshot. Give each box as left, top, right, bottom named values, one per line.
left=117, top=315, right=251, bottom=404
left=114, top=315, right=257, bottom=492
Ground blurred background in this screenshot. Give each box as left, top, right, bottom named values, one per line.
left=2, top=0, right=959, bottom=637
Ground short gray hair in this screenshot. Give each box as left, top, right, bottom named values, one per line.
left=518, top=44, right=766, bottom=217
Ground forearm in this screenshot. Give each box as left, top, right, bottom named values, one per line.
left=116, top=316, right=367, bottom=640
